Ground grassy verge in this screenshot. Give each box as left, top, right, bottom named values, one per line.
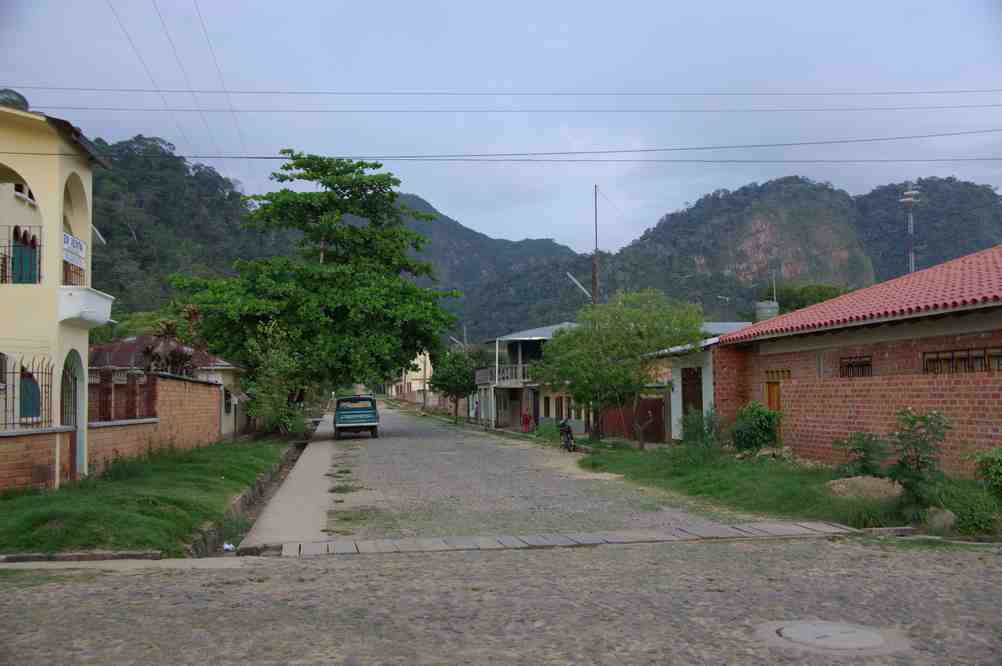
left=580, top=446, right=902, bottom=528
left=0, top=439, right=287, bottom=557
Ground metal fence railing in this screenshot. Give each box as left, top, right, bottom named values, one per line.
left=0, top=225, right=43, bottom=285
left=0, top=354, right=54, bottom=430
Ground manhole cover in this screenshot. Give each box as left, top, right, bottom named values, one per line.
left=778, top=622, right=885, bottom=650
left=755, top=621, right=910, bottom=656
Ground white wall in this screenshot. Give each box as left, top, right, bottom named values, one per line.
left=668, top=348, right=715, bottom=441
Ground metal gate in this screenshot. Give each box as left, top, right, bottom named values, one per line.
left=61, top=364, right=78, bottom=481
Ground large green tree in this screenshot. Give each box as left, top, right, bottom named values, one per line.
left=533, top=290, right=703, bottom=448
left=429, top=348, right=477, bottom=423
left=173, top=152, right=454, bottom=401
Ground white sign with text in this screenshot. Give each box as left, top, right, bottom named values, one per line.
left=63, top=233, right=86, bottom=269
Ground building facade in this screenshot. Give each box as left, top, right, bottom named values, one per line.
left=0, top=105, right=113, bottom=487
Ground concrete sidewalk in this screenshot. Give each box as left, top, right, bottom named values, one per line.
left=239, top=416, right=336, bottom=549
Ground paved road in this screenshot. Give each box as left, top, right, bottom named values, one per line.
left=3, top=538, right=999, bottom=664
left=320, top=406, right=736, bottom=540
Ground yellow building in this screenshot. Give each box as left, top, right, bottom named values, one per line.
left=0, top=102, right=113, bottom=486
left=387, top=351, right=433, bottom=400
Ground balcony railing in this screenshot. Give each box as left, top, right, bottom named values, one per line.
left=475, top=364, right=532, bottom=386
left=1, top=225, right=43, bottom=285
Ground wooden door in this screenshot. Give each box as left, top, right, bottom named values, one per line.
left=765, top=381, right=781, bottom=412
left=681, top=367, right=703, bottom=415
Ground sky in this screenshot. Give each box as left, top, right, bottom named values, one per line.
left=3, top=1, right=1002, bottom=253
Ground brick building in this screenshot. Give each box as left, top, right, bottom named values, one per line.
left=664, top=244, right=1002, bottom=471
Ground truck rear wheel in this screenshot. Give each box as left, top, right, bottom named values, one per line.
left=333, top=429, right=340, bottom=441
left=371, top=427, right=379, bottom=438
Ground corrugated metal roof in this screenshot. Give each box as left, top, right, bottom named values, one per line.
left=496, top=322, right=578, bottom=341
left=720, top=243, right=1002, bottom=344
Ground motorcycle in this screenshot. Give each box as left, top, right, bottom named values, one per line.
left=558, top=418, right=577, bottom=452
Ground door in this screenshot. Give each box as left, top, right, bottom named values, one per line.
left=681, top=367, right=703, bottom=416
left=765, top=381, right=781, bottom=412
left=61, top=364, right=78, bottom=481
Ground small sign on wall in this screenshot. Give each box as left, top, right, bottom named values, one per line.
left=63, top=233, right=86, bottom=269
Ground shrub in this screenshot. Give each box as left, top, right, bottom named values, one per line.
left=681, top=408, right=722, bottom=450
left=731, top=401, right=781, bottom=452
left=833, top=432, right=890, bottom=478
left=933, top=480, right=1001, bottom=536
left=534, top=422, right=561, bottom=442
left=973, top=447, right=1002, bottom=501
left=887, top=408, right=949, bottom=509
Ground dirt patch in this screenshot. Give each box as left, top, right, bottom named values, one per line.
left=541, top=453, right=624, bottom=481
left=827, top=476, right=903, bottom=500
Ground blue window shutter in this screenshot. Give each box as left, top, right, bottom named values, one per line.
left=20, top=373, right=40, bottom=419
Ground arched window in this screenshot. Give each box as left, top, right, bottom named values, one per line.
left=12, top=226, right=40, bottom=284
left=20, top=368, right=41, bottom=421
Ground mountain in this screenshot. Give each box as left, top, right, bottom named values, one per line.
left=88, top=137, right=1002, bottom=342
left=91, top=136, right=293, bottom=311
left=853, top=177, right=1002, bottom=281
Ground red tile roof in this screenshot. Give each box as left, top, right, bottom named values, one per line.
left=89, top=335, right=236, bottom=370
left=720, top=244, right=1002, bottom=344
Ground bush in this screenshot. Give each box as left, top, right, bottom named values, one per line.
left=887, top=408, right=949, bottom=509
left=833, top=432, right=890, bottom=478
left=731, top=402, right=781, bottom=452
left=534, top=422, right=561, bottom=442
left=933, top=481, right=1001, bottom=536
left=973, top=447, right=1002, bottom=501
left=681, top=408, right=722, bottom=450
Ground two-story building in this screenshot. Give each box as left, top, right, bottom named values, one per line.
left=0, top=102, right=114, bottom=488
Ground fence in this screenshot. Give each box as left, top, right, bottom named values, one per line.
left=88, top=369, right=157, bottom=423
left=0, top=225, right=43, bottom=285
left=0, top=354, right=54, bottom=430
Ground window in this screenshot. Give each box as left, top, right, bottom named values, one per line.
left=924, top=348, right=1002, bottom=374
left=224, top=388, right=233, bottom=414
left=13, top=183, right=36, bottom=205
left=765, top=369, right=791, bottom=381
left=543, top=396, right=550, bottom=418
left=555, top=397, right=563, bottom=420
left=8, top=226, right=40, bottom=284
left=839, top=356, right=873, bottom=378
left=19, top=369, right=41, bottom=421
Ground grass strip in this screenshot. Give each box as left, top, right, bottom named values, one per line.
left=0, top=439, right=287, bottom=557
left=579, top=446, right=902, bottom=528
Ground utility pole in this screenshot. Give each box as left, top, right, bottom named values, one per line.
left=592, top=184, right=599, bottom=305
left=899, top=182, right=921, bottom=273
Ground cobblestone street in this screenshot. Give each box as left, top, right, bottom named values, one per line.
left=3, top=538, right=1000, bottom=664
left=3, top=408, right=1000, bottom=664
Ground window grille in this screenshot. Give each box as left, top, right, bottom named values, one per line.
left=2, top=226, right=42, bottom=284
left=839, top=356, right=873, bottom=378
left=923, top=348, right=1002, bottom=374
left=765, top=369, right=791, bottom=381
left=0, top=355, right=54, bottom=430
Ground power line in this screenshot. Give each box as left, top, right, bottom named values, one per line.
left=104, top=0, right=193, bottom=153
left=8, top=84, right=1002, bottom=97
left=29, top=102, right=1002, bottom=114
left=7, top=126, right=1001, bottom=160
left=192, top=0, right=251, bottom=182
left=3, top=151, right=1001, bottom=164
left=151, top=0, right=222, bottom=155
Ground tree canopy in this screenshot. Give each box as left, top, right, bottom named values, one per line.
left=173, top=152, right=454, bottom=403
left=758, top=282, right=850, bottom=314
left=429, top=348, right=477, bottom=422
left=533, top=290, right=703, bottom=447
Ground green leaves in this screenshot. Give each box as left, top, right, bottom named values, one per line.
left=534, top=289, right=703, bottom=413
left=173, top=154, right=455, bottom=412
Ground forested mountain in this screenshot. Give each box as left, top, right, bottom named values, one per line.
left=91, top=136, right=294, bottom=311
left=89, top=137, right=1002, bottom=342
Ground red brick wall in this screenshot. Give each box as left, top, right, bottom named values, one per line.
left=0, top=431, right=71, bottom=490
left=714, top=327, right=1002, bottom=472
left=599, top=398, right=666, bottom=442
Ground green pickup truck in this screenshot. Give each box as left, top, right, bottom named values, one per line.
left=333, top=395, right=380, bottom=440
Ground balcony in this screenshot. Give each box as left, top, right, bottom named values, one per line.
left=58, top=286, right=115, bottom=328
left=475, top=364, right=532, bottom=387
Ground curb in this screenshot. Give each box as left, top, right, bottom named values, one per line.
left=189, top=442, right=306, bottom=558
left=0, top=550, right=161, bottom=563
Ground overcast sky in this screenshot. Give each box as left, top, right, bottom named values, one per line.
left=3, top=1, right=1002, bottom=252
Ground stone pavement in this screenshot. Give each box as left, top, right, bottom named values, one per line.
left=239, top=416, right=337, bottom=548
left=281, top=521, right=855, bottom=557
left=3, top=538, right=999, bottom=664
